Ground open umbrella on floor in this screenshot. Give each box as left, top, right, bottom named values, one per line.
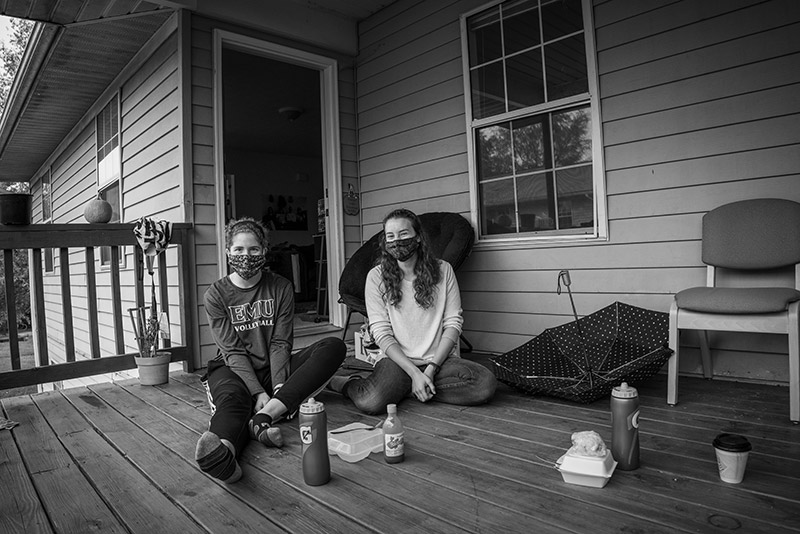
left=490, top=273, right=673, bottom=403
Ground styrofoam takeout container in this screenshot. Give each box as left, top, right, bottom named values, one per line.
left=327, top=423, right=384, bottom=463
left=556, top=449, right=617, bottom=488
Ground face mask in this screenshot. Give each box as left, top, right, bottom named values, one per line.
left=385, top=236, right=419, bottom=262
left=228, top=253, right=267, bottom=280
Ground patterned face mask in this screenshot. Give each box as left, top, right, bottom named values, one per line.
left=385, top=236, right=419, bottom=262
left=227, top=253, right=267, bottom=280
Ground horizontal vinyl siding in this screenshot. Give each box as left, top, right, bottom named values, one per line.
left=355, top=0, right=485, bottom=239
left=356, top=0, right=800, bottom=384
left=30, top=22, right=183, bottom=368
left=121, top=31, right=182, bottom=221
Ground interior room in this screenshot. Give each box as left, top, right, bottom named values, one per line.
left=221, top=47, right=327, bottom=329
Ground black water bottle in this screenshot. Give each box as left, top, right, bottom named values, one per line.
left=611, top=382, right=640, bottom=470
left=299, top=397, right=330, bottom=485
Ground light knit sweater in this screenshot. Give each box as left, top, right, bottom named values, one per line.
left=365, top=260, right=463, bottom=365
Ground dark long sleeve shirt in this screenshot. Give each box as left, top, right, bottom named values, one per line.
left=203, top=271, right=294, bottom=396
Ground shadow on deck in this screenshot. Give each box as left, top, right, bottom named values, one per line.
left=1, top=362, right=798, bottom=534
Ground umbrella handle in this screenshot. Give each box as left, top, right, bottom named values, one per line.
left=557, top=270, right=579, bottom=323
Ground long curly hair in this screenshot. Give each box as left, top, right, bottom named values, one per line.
left=379, top=208, right=441, bottom=309
left=225, top=217, right=269, bottom=250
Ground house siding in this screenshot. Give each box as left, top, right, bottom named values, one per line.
left=356, top=0, right=800, bottom=383
left=189, top=15, right=360, bottom=366
left=28, top=21, right=183, bottom=367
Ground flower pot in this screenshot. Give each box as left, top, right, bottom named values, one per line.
left=134, top=352, right=171, bottom=385
left=0, top=193, right=32, bottom=225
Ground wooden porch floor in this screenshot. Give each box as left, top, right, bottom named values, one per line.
left=1, top=362, right=798, bottom=534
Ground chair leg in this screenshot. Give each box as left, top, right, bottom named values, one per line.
left=789, top=302, right=799, bottom=424
left=341, top=308, right=353, bottom=341
left=667, top=302, right=679, bottom=406
left=698, top=330, right=714, bottom=379
left=460, top=333, right=473, bottom=353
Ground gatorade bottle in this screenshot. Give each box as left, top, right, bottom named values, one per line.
left=610, top=382, right=640, bottom=470
left=299, top=398, right=330, bottom=485
left=383, top=404, right=405, bottom=464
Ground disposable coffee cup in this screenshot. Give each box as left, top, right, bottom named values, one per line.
left=712, top=433, right=752, bottom=484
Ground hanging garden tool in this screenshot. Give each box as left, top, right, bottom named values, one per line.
left=131, top=217, right=173, bottom=356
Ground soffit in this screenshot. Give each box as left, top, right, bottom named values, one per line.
left=0, top=11, right=173, bottom=181
left=0, top=0, right=398, bottom=181
left=0, top=1, right=170, bottom=26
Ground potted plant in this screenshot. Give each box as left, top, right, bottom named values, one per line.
left=0, top=182, right=32, bottom=225
left=129, top=306, right=171, bottom=385
left=130, top=216, right=174, bottom=385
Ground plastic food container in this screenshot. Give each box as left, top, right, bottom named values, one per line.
left=327, top=423, right=384, bottom=463
left=556, top=449, right=617, bottom=488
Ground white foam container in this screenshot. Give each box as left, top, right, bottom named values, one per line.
left=327, top=423, right=384, bottom=463
left=556, top=449, right=617, bottom=488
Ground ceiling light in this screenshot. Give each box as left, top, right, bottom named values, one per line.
left=278, top=106, right=304, bottom=121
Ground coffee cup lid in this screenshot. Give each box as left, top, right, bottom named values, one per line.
left=713, top=433, right=752, bottom=452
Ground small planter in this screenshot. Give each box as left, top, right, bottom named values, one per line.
left=0, top=193, right=32, bottom=225
left=134, top=351, right=171, bottom=385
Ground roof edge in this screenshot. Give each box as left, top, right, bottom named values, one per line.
left=0, top=23, right=62, bottom=178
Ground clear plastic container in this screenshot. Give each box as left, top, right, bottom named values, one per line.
left=556, top=449, right=617, bottom=488
left=327, top=423, right=384, bottom=463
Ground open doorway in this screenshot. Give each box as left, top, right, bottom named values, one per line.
left=219, top=46, right=328, bottom=331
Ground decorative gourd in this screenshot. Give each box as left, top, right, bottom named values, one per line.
left=84, top=194, right=113, bottom=223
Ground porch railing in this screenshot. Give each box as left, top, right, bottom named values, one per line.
left=0, top=222, right=195, bottom=390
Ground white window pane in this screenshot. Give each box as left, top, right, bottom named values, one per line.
left=480, top=178, right=517, bottom=235
left=503, top=0, right=540, bottom=55
left=545, top=34, right=587, bottom=101
left=470, top=62, right=506, bottom=119
left=476, top=123, right=513, bottom=180
left=553, top=106, right=591, bottom=166
left=555, top=166, right=593, bottom=229
left=517, top=172, right=555, bottom=232
left=468, top=8, right=502, bottom=66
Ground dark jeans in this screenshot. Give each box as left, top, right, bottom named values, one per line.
left=345, top=356, right=497, bottom=415
left=202, top=336, right=346, bottom=455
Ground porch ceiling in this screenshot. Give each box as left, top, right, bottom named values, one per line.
left=0, top=9, right=173, bottom=182
left=0, top=0, right=398, bottom=182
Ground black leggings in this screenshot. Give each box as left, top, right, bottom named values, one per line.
left=203, top=336, right=346, bottom=455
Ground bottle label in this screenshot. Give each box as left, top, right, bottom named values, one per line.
left=300, top=424, right=314, bottom=445
left=630, top=409, right=640, bottom=430
left=385, top=432, right=404, bottom=457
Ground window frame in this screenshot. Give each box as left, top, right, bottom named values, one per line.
left=41, top=168, right=54, bottom=273
left=460, top=0, right=607, bottom=246
left=96, top=93, right=125, bottom=268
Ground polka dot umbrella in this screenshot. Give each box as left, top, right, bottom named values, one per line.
left=490, top=273, right=673, bottom=403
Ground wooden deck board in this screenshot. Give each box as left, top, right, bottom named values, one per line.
left=1, top=366, right=798, bottom=534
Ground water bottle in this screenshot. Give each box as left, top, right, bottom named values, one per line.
left=299, top=397, right=330, bottom=485
left=383, top=404, right=405, bottom=464
left=610, top=382, right=640, bottom=470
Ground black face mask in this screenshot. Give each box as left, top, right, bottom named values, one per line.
left=227, top=253, right=267, bottom=280
left=385, top=236, right=420, bottom=262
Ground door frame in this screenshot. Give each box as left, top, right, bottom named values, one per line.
left=212, top=29, right=345, bottom=327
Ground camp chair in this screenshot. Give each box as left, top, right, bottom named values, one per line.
left=338, top=212, right=475, bottom=351
left=667, top=198, right=800, bottom=423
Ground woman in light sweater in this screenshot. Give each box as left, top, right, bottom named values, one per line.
left=333, top=208, right=496, bottom=414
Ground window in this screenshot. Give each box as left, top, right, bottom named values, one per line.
left=97, top=95, right=123, bottom=266
left=97, top=95, right=120, bottom=189
left=462, top=0, right=606, bottom=241
left=42, top=169, right=54, bottom=273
